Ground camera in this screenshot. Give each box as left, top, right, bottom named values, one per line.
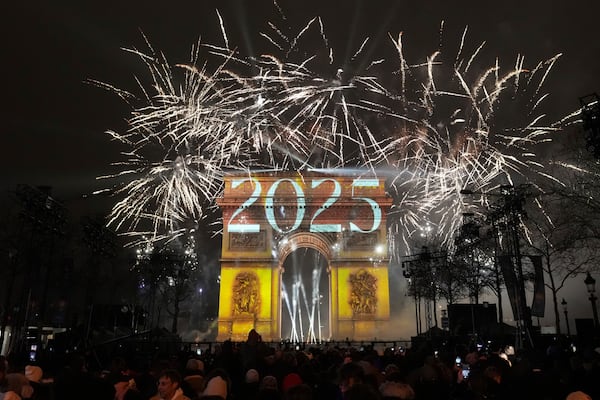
left=29, top=344, right=37, bottom=362
left=461, top=367, right=470, bottom=379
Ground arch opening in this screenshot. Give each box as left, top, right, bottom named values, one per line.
left=280, top=247, right=330, bottom=342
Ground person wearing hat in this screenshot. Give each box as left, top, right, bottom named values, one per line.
left=202, top=376, right=228, bottom=400
left=281, top=373, right=302, bottom=393
left=242, top=369, right=260, bottom=400
left=566, top=391, right=592, bottom=400
left=183, top=359, right=204, bottom=399
left=245, top=369, right=259, bottom=385
left=379, top=381, right=415, bottom=400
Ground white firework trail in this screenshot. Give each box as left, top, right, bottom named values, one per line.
left=97, top=9, right=578, bottom=252
left=384, top=26, right=580, bottom=255
left=384, top=26, right=574, bottom=253
left=94, top=39, right=249, bottom=243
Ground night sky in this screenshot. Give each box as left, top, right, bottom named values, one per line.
left=3, top=0, right=600, bottom=330
left=4, top=0, right=600, bottom=200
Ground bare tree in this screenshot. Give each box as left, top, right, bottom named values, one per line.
left=453, top=216, right=500, bottom=309
left=403, top=246, right=448, bottom=332
left=526, top=188, right=600, bottom=333
left=133, top=232, right=199, bottom=334
left=436, top=257, right=470, bottom=306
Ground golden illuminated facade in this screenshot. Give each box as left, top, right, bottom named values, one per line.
left=216, top=172, right=392, bottom=341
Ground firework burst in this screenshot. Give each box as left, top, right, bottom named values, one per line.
left=97, top=9, right=575, bottom=250
left=384, top=27, right=571, bottom=252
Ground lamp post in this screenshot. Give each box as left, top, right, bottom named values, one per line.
left=561, top=298, right=570, bottom=336
left=584, top=272, right=599, bottom=328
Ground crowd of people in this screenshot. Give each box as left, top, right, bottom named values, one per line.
left=0, top=329, right=598, bottom=400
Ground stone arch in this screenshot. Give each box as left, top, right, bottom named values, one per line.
left=277, top=232, right=334, bottom=264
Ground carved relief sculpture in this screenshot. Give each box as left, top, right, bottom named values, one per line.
left=349, top=269, right=378, bottom=315
left=229, top=232, right=266, bottom=250
left=343, top=232, right=378, bottom=249
left=232, top=272, right=260, bottom=316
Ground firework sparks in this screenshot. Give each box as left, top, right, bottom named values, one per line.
left=97, top=10, right=576, bottom=250
left=383, top=25, right=573, bottom=252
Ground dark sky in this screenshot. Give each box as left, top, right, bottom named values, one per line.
left=3, top=0, right=600, bottom=209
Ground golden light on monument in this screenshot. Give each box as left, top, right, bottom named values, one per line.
left=216, top=172, right=392, bottom=341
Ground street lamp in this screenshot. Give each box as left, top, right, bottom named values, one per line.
left=561, top=298, right=570, bottom=336
left=584, top=272, right=599, bottom=328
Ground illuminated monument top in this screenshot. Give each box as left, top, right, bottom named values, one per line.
left=222, top=172, right=387, bottom=233
left=217, top=171, right=393, bottom=342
